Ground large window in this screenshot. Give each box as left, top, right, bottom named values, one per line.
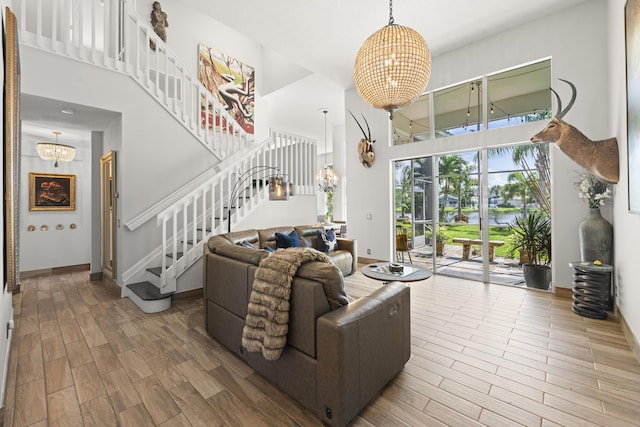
left=434, top=81, right=483, bottom=138
left=392, top=59, right=551, bottom=145
left=487, top=60, right=552, bottom=129
left=392, top=93, right=430, bottom=145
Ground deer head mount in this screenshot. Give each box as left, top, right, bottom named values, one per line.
left=349, top=110, right=375, bottom=168
left=531, top=79, right=619, bottom=184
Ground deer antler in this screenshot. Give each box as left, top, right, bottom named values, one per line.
left=348, top=110, right=375, bottom=143
left=551, top=79, right=576, bottom=120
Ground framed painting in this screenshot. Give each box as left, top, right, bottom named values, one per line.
left=4, top=7, right=21, bottom=291
left=29, top=173, right=76, bottom=211
left=198, top=44, right=255, bottom=134
left=626, top=0, right=640, bottom=213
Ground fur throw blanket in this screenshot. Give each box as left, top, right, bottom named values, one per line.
left=242, top=247, right=331, bottom=360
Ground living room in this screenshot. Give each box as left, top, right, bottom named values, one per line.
left=2, top=0, right=640, bottom=425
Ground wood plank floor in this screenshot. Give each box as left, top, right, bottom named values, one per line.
left=3, top=268, right=640, bottom=426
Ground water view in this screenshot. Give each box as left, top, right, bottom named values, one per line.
left=462, top=211, right=520, bottom=226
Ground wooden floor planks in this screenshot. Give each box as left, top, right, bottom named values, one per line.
left=3, top=268, right=640, bottom=426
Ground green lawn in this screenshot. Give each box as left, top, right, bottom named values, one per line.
left=395, top=219, right=518, bottom=258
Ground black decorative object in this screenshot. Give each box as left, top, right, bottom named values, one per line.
left=570, top=261, right=613, bottom=319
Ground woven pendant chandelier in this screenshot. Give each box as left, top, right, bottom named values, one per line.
left=353, top=0, right=431, bottom=119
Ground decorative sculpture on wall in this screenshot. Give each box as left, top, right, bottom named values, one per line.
left=349, top=110, right=375, bottom=168
left=150, top=1, right=168, bottom=51
left=531, top=79, right=619, bottom=184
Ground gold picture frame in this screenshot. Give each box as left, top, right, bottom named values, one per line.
left=627, top=0, right=640, bottom=213
left=4, top=7, right=21, bottom=292
left=29, top=173, right=76, bottom=211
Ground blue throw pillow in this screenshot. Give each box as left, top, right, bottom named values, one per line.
left=275, top=231, right=301, bottom=248
left=317, top=229, right=337, bottom=252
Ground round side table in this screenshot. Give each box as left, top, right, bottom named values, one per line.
left=569, top=261, right=613, bottom=320
left=361, top=262, right=432, bottom=284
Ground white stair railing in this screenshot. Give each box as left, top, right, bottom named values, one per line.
left=14, top=0, right=251, bottom=160
left=15, top=0, right=320, bottom=293
left=153, top=130, right=317, bottom=293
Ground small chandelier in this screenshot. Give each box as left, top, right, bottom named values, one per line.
left=317, top=109, right=338, bottom=193
left=353, top=0, right=431, bottom=119
left=36, top=131, right=76, bottom=167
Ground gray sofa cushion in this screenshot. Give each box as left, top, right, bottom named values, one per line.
left=215, top=244, right=268, bottom=266
left=295, top=225, right=323, bottom=248
left=327, top=250, right=354, bottom=277
left=222, top=229, right=260, bottom=246
left=297, top=261, right=349, bottom=310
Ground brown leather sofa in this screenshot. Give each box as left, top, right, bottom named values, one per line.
left=203, top=225, right=411, bottom=426
left=208, top=224, right=357, bottom=276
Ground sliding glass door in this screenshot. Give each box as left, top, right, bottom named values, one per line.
left=392, top=58, right=553, bottom=287
left=434, top=151, right=483, bottom=278
left=486, top=144, right=550, bottom=285
left=394, top=158, right=434, bottom=262
left=394, top=142, right=550, bottom=288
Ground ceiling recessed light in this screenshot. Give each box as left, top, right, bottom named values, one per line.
left=61, top=108, right=75, bottom=115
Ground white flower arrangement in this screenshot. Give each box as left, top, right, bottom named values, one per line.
left=576, top=172, right=611, bottom=209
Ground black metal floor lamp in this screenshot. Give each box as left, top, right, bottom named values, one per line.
left=227, top=166, right=288, bottom=232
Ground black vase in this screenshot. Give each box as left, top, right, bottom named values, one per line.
left=578, top=208, right=613, bottom=265
left=522, top=264, right=551, bottom=290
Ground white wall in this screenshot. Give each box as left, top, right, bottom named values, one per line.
left=20, top=0, right=282, bottom=283
left=234, top=195, right=317, bottom=231
left=0, top=288, right=12, bottom=410
left=332, top=123, right=347, bottom=222
left=608, top=0, right=640, bottom=344
left=345, top=0, right=610, bottom=291
left=20, top=130, right=92, bottom=271
left=20, top=47, right=216, bottom=281
left=134, top=0, right=269, bottom=142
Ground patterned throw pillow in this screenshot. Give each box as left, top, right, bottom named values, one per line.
left=239, top=240, right=256, bottom=249
left=317, top=229, right=337, bottom=252
left=275, top=231, right=301, bottom=248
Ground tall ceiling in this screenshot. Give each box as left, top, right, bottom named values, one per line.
left=23, top=0, right=591, bottom=151
left=182, top=0, right=589, bottom=89
left=180, top=0, right=589, bottom=142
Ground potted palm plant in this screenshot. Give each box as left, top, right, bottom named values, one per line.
left=509, top=211, right=551, bottom=290
left=426, top=226, right=448, bottom=256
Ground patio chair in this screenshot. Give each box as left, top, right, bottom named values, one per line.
left=396, top=226, right=412, bottom=263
